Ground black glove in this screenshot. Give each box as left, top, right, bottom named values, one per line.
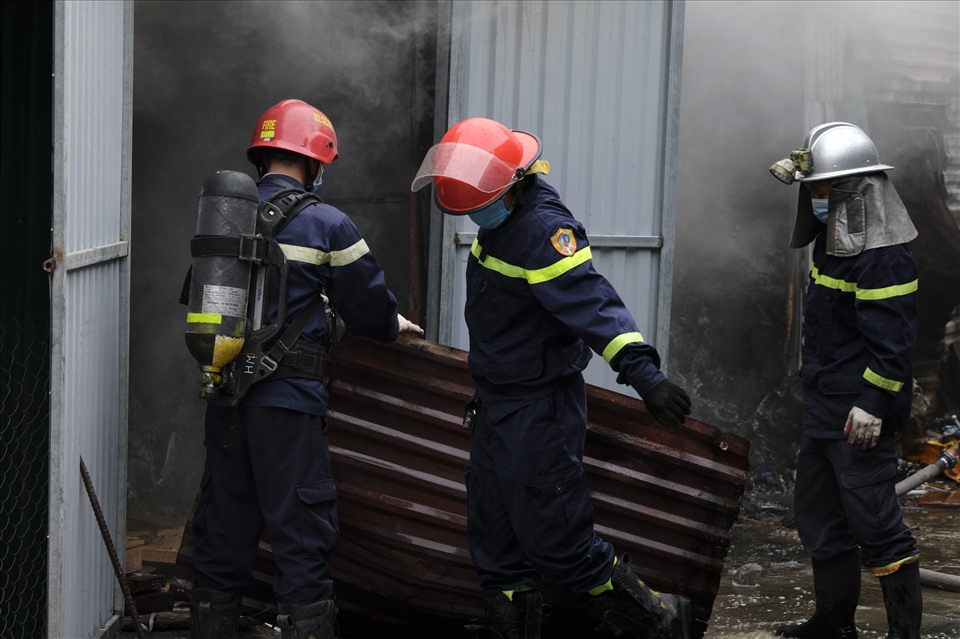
left=643, top=378, right=691, bottom=428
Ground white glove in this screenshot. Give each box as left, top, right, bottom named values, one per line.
left=844, top=407, right=882, bottom=450
left=398, top=313, right=424, bottom=337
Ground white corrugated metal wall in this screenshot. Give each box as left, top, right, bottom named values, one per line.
left=435, top=0, right=684, bottom=391
left=49, top=1, right=133, bottom=637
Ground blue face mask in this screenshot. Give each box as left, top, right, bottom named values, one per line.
left=469, top=199, right=511, bottom=229
left=811, top=198, right=829, bottom=223
left=309, top=166, right=324, bottom=193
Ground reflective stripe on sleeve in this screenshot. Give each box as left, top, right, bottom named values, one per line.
left=280, top=238, right=370, bottom=266
left=601, top=332, right=646, bottom=363
left=863, top=367, right=905, bottom=393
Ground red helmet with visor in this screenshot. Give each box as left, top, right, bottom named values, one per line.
left=411, top=117, right=541, bottom=214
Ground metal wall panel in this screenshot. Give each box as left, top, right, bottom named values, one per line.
left=326, top=336, right=747, bottom=639
left=438, top=0, right=683, bottom=392
left=49, top=1, right=133, bottom=637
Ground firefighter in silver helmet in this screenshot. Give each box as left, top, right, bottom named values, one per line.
left=769, top=122, right=922, bottom=639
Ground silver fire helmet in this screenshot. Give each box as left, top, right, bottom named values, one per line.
left=798, top=122, right=894, bottom=182
left=769, top=122, right=894, bottom=184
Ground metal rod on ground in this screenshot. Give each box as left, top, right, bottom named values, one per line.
left=80, top=456, right=146, bottom=639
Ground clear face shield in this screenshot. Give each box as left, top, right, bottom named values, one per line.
left=410, top=142, right=522, bottom=194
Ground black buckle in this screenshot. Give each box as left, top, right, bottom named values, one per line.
left=238, top=234, right=267, bottom=263
left=292, top=350, right=318, bottom=373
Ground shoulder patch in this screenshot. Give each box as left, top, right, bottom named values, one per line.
left=550, top=227, right=577, bottom=256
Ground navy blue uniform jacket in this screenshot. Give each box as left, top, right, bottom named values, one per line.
left=244, top=174, right=400, bottom=415
left=802, top=233, right=918, bottom=437
left=465, top=175, right=665, bottom=421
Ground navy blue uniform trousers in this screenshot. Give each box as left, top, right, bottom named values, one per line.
left=192, top=405, right=339, bottom=603
left=794, top=433, right=917, bottom=571
left=466, top=375, right=613, bottom=593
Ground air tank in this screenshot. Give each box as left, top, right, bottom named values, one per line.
left=184, top=170, right=259, bottom=398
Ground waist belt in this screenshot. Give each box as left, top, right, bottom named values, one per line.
left=269, top=343, right=326, bottom=382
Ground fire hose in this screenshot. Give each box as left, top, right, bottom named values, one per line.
left=895, top=447, right=959, bottom=497
left=894, top=446, right=960, bottom=593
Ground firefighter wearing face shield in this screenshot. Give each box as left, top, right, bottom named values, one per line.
left=769, top=122, right=921, bottom=639
left=411, top=118, right=694, bottom=639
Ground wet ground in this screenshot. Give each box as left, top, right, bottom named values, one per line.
left=702, top=482, right=960, bottom=639
left=123, top=482, right=960, bottom=639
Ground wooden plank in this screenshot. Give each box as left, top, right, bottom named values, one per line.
left=124, top=537, right=144, bottom=574
left=142, top=547, right=180, bottom=564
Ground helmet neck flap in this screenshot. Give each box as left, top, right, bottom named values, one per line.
left=790, top=173, right=918, bottom=256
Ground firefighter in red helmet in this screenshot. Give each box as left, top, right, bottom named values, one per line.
left=188, top=98, right=422, bottom=639
left=412, top=117, right=694, bottom=639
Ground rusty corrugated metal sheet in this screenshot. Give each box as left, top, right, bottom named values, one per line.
left=177, top=335, right=750, bottom=637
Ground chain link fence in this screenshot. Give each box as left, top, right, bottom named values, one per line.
left=1, top=317, right=49, bottom=639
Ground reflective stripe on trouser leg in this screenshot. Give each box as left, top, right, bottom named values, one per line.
left=794, top=434, right=917, bottom=566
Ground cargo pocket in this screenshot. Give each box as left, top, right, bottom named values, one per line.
left=296, top=479, right=340, bottom=553
left=522, top=465, right=591, bottom=551
left=839, top=460, right=899, bottom=530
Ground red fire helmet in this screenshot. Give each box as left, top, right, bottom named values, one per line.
left=411, top=117, right=541, bottom=214
left=247, top=99, right=339, bottom=168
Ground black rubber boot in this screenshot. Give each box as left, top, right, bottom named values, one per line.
left=879, top=560, right=922, bottom=639
left=465, top=589, right=543, bottom=639
left=579, top=555, right=693, bottom=639
left=188, top=587, right=241, bottom=639
left=774, top=549, right=860, bottom=639
left=276, top=598, right=338, bottom=639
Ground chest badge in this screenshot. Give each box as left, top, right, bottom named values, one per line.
left=550, top=228, right=577, bottom=256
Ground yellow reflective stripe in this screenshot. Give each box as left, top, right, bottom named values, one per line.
left=810, top=264, right=918, bottom=300
left=330, top=239, right=370, bottom=266
left=863, top=367, right=904, bottom=392
left=587, top=555, right=616, bottom=595
left=187, top=312, right=221, bottom=324
left=470, top=240, right=593, bottom=283
left=856, top=279, right=918, bottom=300
left=870, top=554, right=918, bottom=577
left=470, top=240, right=524, bottom=278
left=810, top=265, right=857, bottom=293
left=528, top=248, right=591, bottom=283
left=280, top=238, right=369, bottom=267
left=281, top=244, right=330, bottom=265
left=601, top=332, right=646, bottom=363
left=587, top=579, right=613, bottom=596
left=501, top=584, right=536, bottom=601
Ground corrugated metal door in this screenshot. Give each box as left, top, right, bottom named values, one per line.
left=48, top=1, right=133, bottom=636
left=437, top=0, right=684, bottom=392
